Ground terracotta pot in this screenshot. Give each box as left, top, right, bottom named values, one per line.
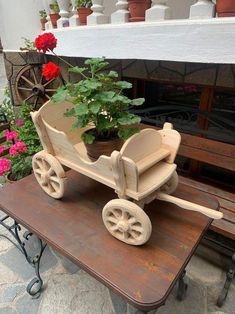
left=216, top=0, right=235, bottom=17
left=50, top=13, right=60, bottom=28
left=77, top=8, right=92, bottom=25
left=40, top=18, right=47, bottom=31
left=6, top=173, right=16, bottom=184
left=128, top=0, right=151, bottom=22
left=84, top=130, right=124, bottom=160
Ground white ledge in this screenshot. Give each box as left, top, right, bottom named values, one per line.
left=5, top=18, right=235, bottom=64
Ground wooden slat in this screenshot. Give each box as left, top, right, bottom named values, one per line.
left=211, top=219, right=235, bottom=241
left=0, top=123, right=10, bottom=132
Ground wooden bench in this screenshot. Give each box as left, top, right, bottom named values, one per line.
left=140, top=124, right=235, bottom=307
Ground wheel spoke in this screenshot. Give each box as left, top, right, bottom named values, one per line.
left=131, top=225, right=143, bottom=233
left=107, top=216, right=118, bottom=224
left=45, top=88, right=57, bottom=92
left=50, top=176, right=60, bottom=184
left=35, top=168, right=43, bottom=175
left=18, top=87, right=32, bottom=91
left=44, top=78, right=55, bottom=87
left=50, top=181, right=59, bottom=191
left=122, top=211, right=129, bottom=220
left=129, top=230, right=140, bottom=239
left=45, top=94, right=51, bottom=100
left=128, top=217, right=137, bottom=225
left=21, top=75, right=35, bottom=87
left=48, top=167, right=55, bottom=176
left=24, top=94, right=35, bottom=102
left=110, top=225, right=119, bottom=232
left=123, top=232, right=129, bottom=240
left=31, top=67, right=38, bottom=84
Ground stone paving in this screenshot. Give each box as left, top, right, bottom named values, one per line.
left=0, top=53, right=234, bottom=314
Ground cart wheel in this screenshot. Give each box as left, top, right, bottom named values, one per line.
left=160, top=171, right=178, bottom=195
left=102, top=199, right=152, bottom=246
left=32, top=152, right=66, bottom=199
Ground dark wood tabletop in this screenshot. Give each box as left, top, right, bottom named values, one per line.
left=0, top=171, right=219, bottom=311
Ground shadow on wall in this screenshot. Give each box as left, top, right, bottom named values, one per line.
left=0, top=38, right=2, bottom=53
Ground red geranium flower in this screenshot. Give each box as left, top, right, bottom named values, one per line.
left=42, top=62, right=61, bottom=81
left=35, top=33, right=57, bottom=53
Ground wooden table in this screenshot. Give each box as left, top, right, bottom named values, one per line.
left=0, top=171, right=219, bottom=312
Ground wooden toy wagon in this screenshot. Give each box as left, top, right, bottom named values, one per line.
left=31, top=100, right=223, bottom=246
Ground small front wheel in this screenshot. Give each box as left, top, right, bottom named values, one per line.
left=32, top=152, right=66, bottom=199
left=102, top=199, right=152, bottom=246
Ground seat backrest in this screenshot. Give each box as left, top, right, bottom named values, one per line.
left=120, top=129, right=162, bottom=162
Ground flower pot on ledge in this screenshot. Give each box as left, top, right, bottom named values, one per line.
left=50, top=13, right=60, bottom=28
left=128, top=0, right=151, bottom=22
left=78, top=8, right=92, bottom=25
left=216, top=0, right=235, bottom=17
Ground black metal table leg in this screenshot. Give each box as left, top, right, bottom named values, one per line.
left=0, top=214, right=47, bottom=298
left=217, top=253, right=235, bottom=307
left=177, top=269, right=188, bottom=301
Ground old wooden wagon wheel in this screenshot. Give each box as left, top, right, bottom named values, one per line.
left=32, top=152, right=66, bottom=199
left=16, top=65, right=63, bottom=109
left=102, top=199, right=152, bottom=245
left=160, top=171, right=178, bottom=195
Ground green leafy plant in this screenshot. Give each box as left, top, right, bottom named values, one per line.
left=75, top=0, right=92, bottom=8
left=39, top=9, right=47, bottom=19
left=52, top=58, right=145, bottom=144
left=50, top=0, right=60, bottom=13
left=10, top=154, right=32, bottom=181
left=20, top=37, right=36, bottom=51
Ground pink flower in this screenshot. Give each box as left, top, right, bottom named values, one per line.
left=0, top=146, right=7, bottom=154
left=16, top=120, right=24, bottom=127
left=4, top=130, right=18, bottom=141
left=9, top=141, right=27, bottom=156
left=0, top=158, right=11, bottom=176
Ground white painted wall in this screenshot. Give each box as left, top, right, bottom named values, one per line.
left=0, top=0, right=43, bottom=50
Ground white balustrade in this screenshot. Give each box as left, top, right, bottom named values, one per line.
left=42, top=0, right=53, bottom=30
left=146, top=0, right=171, bottom=22
left=189, top=0, right=215, bottom=19
left=87, top=0, right=109, bottom=25
left=57, top=0, right=71, bottom=27
left=69, top=0, right=80, bottom=26
left=111, top=1, right=129, bottom=24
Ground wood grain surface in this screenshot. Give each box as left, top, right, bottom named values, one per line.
left=0, top=171, right=219, bottom=311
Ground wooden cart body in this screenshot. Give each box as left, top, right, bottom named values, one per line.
left=31, top=100, right=223, bottom=245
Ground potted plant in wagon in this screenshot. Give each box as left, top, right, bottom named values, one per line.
left=49, top=0, right=60, bottom=28
left=75, top=0, right=92, bottom=25
left=39, top=9, right=47, bottom=31
left=34, top=33, right=145, bottom=160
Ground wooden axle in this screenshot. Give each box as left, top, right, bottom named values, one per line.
left=156, top=192, right=223, bottom=220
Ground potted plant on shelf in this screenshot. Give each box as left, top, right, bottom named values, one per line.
left=39, top=10, right=47, bottom=31
left=75, top=0, right=92, bottom=25
left=49, top=0, right=60, bottom=28
left=128, top=0, right=151, bottom=22
left=216, top=0, right=235, bottom=17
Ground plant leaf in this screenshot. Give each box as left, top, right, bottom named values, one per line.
left=117, top=114, right=141, bottom=125
left=131, top=98, right=145, bottom=106
left=90, top=101, right=101, bottom=114
left=82, top=132, right=95, bottom=144
left=115, top=81, right=132, bottom=89
left=52, top=87, right=68, bottom=103
left=69, top=67, right=87, bottom=75
left=108, top=71, right=118, bottom=78
left=75, top=103, right=88, bottom=116
left=118, top=128, right=140, bottom=140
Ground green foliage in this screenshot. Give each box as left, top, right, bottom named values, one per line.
left=39, top=10, right=47, bottom=19
left=21, top=37, right=35, bottom=51
left=50, top=0, right=60, bottom=13
left=10, top=155, right=32, bottom=181
left=52, top=58, right=145, bottom=144
left=0, top=87, right=15, bottom=123
left=13, top=103, right=42, bottom=155
left=75, top=0, right=92, bottom=8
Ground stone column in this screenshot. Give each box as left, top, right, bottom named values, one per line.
left=111, top=1, right=129, bottom=24
left=87, top=0, right=109, bottom=25
left=57, top=0, right=70, bottom=27
left=43, top=0, right=53, bottom=30
left=69, top=0, right=80, bottom=26
left=146, top=0, right=171, bottom=22
left=189, top=0, right=215, bottom=19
